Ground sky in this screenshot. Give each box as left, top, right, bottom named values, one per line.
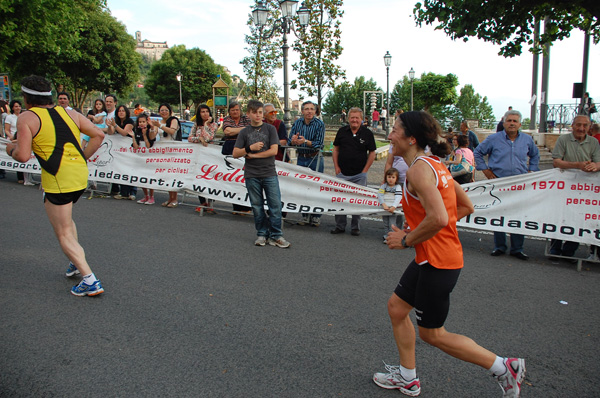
left=107, top=0, right=599, bottom=120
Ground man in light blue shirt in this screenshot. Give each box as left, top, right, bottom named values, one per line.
left=474, top=110, right=540, bottom=260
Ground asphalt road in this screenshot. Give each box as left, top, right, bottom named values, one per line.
left=1, top=166, right=598, bottom=398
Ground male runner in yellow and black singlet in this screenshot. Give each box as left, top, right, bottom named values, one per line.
left=6, top=75, right=106, bottom=296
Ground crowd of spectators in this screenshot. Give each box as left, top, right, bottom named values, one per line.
left=2, top=97, right=599, bottom=261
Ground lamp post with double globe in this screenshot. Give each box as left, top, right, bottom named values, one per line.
left=252, top=0, right=310, bottom=131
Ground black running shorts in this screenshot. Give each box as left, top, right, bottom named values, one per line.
left=44, top=189, right=85, bottom=205
left=394, top=260, right=461, bottom=329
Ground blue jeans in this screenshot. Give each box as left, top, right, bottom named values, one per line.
left=120, top=185, right=138, bottom=197
left=297, top=154, right=324, bottom=220
left=550, top=240, right=579, bottom=257
left=296, top=154, right=324, bottom=173
left=494, top=232, right=524, bottom=254
left=335, top=172, right=368, bottom=231
left=245, top=176, right=283, bottom=239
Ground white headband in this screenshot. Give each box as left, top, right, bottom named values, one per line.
left=21, top=86, right=52, bottom=96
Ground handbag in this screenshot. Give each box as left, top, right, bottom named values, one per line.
left=449, top=151, right=474, bottom=177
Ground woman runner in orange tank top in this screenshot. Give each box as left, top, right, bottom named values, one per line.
left=372, top=111, right=526, bottom=398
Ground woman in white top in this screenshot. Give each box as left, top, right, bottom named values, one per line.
left=4, top=100, right=33, bottom=185
left=150, top=103, right=180, bottom=207
left=151, top=103, right=180, bottom=142
left=4, top=100, right=21, bottom=140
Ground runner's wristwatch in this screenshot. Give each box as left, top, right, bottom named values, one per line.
left=401, top=235, right=412, bottom=248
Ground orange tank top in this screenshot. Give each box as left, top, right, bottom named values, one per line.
left=401, top=156, right=463, bottom=269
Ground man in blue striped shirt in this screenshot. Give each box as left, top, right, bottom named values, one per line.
left=474, top=109, right=540, bottom=260
left=289, top=101, right=325, bottom=226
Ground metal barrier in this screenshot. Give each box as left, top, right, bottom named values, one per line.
left=543, top=104, right=599, bottom=133
left=544, top=240, right=599, bottom=271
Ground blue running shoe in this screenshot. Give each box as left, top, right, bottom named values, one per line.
left=71, top=280, right=104, bottom=296
left=65, top=262, right=80, bottom=277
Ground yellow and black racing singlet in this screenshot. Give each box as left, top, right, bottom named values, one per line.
left=30, top=106, right=88, bottom=193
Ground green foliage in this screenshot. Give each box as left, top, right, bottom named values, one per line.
left=241, top=0, right=282, bottom=101
left=229, top=75, right=245, bottom=99
left=124, top=58, right=162, bottom=110
left=454, top=84, right=495, bottom=128
left=389, top=79, right=410, bottom=114
left=389, top=73, right=496, bottom=128
left=145, top=45, right=231, bottom=109
left=292, top=0, right=345, bottom=109
left=417, top=72, right=459, bottom=111
left=322, top=76, right=381, bottom=115
left=2, top=1, right=140, bottom=109
left=413, top=0, right=600, bottom=57
left=390, top=72, right=458, bottom=114
left=0, top=0, right=107, bottom=69
left=61, top=9, right=140, bottom=108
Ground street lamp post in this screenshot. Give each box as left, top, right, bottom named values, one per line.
left=176, top=72, right=183, bottom=119
left=252, top=0, right=310, bottom=131
left=409, top=67, right=415, bottom=111
left=383, top=51, right=391, bottom=137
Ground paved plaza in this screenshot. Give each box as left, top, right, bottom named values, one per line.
left=1, top=159, right=598, bottom=397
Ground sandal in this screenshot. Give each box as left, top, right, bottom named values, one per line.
left=167, top=202, right=178, bottom=208
left=161, top=201, right=169, bottom=207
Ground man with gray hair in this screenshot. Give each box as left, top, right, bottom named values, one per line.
left=550, top=115, right=600, bottom=261
left=289, top=100, right=325, bottom=226
left=474, top=109, right=540, bottom=260
left=330, top=107, right=376, bottom=236
left=263, top=103, right=287, bottom=161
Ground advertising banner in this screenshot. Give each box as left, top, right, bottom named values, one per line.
left=1, top=135, right=598, bottom=245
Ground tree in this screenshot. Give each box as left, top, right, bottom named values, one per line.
left=58, top=9, right=141, bottom=108
left=5, top=3, right=140, bottom=109
left=390, top=73, right=458, bottom=114
left=241, top=0, right=282, bottom=101
left=454, top=84, right=495, bottom=128
left=292, top=0, right=345, bottom=109
left=322, top=76, right=380, bottom=115
left=124, top=57, right=163, bottom=110
left=145, top=45, right=231, bottom=108
left=0, top=0, right=106, bottom=69
left=413, top=0, right=600, bottom=57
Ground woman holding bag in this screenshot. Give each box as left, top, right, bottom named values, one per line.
left=444, top=134, right=474, bottom=184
